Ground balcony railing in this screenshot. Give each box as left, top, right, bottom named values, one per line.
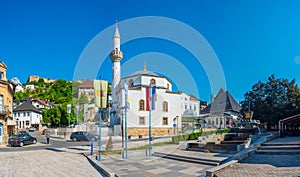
left=0, top=104, right=9, bottom=114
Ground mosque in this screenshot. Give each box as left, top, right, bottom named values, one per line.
left=109, top=24, right=200, bottom=137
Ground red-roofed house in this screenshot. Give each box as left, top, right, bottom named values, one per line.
left=78, top=79, right=94, bottom=103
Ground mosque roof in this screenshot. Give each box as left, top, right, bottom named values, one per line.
left=129, top=70, right=159, bottom=77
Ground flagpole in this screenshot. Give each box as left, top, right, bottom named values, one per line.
left=98, top=108, right=102, bottom=161
left=123, top=81, right=129, bottom=159
left=124, top=105, right=128, bottom=159
left=148, top=109, right=152, bottom=157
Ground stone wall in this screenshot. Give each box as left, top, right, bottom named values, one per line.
left=128, top=127, right=181, bottom=137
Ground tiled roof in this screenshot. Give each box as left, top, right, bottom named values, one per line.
left=201, top=89, right=240, bottom=114
left=189, top=94, right=200, bottom=101
left=78, top=79, right=94, bottom=89
left=32, top=98, right=48, bottom=106
left=14, top=101, right=42, bottom=114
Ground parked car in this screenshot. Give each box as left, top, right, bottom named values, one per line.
left=70, top=131, right=97, bottom=141
left=28, top=126, right=37, bottom=132
left=8, top=134, right=37, bottom=147
left=18, top=130, right=29, bottom=135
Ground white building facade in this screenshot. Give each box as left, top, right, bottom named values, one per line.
left=13, top=102, right=43, bottom=129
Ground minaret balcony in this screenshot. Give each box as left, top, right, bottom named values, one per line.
left=110, top=51, right=123, bottom=61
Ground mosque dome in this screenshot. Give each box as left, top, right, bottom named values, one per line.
left=129, top=70, right=159, bottom=77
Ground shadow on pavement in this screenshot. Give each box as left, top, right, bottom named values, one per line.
left=44, top=147, right=66, bottom=152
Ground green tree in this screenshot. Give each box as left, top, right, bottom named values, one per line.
left=241, top=75, right=300, bottom=129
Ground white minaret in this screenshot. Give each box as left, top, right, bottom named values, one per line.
left=110, top=22, right=123, bottom=126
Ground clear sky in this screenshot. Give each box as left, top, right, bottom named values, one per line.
left=1, top=0, right=300, bottom=102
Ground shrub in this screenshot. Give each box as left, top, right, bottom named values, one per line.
left=172, top=135, right=179, bottom=144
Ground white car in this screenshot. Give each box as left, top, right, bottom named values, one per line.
left=28, top=126, right=37, bottom=132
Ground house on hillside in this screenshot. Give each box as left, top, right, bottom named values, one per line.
left=11, top=77, right=24, bottom=92
left=0, top=61, right=16, bottom=144
left=78, top=79, right=94, bottom=103
left=18, top=98, right=54, bottom=111
left=13, top=101, right=43, bottom=130
left=200, top=89, right=241, bottom=129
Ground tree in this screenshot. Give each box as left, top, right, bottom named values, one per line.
left=241, top=75, right=300, bottom=129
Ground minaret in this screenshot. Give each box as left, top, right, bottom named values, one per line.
left=110, top=22, right=123, bottom=126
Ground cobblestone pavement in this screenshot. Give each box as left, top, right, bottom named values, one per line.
left=215, top=136, right=300, bottom=177
left=0, top=150, right=103, bottom=177
left=98, top=144, right=231, bottom=177
left=215, top=154, right=300, bottom=177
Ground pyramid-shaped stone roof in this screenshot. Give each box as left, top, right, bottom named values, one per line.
left=201, top=89, right=240, bottom=114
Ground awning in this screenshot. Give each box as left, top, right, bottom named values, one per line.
left=280, top=114, right=300, bottom=124
left=7, top=119, right=16, bottom=126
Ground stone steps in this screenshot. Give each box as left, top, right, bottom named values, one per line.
left=261, top=143, right=300, bottom=146
left=259, top=145, right=300, bottom=150
left=256, top=149, right=300, bottom=155
left=257, top=142, right=300, bottom=154
left=153, top=152, right=222, bottom=166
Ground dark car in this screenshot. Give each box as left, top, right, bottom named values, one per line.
left=18, top=130, right=30, bottom=135
left=70, top=131, right=96, bottom=141
left=8, top=134, right=37, bottom=147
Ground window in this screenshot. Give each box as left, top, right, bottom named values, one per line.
left=0, top=72, right=3, bottom=80
left=185, top=104, right=187, bottom=109
left=129, top=79, right=134, bottom=87
left=162, top=117, right=168, bottom=125
left=167, top=83, right=170, bottom=90
left=139, top=99, right=145, bottom=111
left=139, top=117, right=145, bottom=125
left=18, top=113, right=20, bottom=117
left=27, top=112, right=30, bottom=116
left=194, top=105, right=196, bottom=111
left=163, top=101, right=168, bottom=112
left=150, top=79, right=156, bottom=85
left=23, top=113, right=26, bottom=117
left=26, top=121, right=29, bottom=126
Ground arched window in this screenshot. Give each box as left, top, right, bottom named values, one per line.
left=150, top=79, right=156, bottom=85
left=167, top=83, right=170, bottom=91
left=163, top=101, right=168, bottom=112
left=139, top=99, right=145, bottom=111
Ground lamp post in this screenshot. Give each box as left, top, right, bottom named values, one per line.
left=173, top=116, right=178, bottom=135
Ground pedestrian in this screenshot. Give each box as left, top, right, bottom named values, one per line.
left=46, top=131, right=50, bottom=144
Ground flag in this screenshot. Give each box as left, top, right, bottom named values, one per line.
left=75, top=104, right=80, bottom=114
left=84, top=103, right=88, bottom=113
left=146, top=86, right=156, bottom=111
left=94, top=80, right=108, bottom=108
left=124, top=82, right=130, bottom=108
left=67, top=104, right=71, bottom=114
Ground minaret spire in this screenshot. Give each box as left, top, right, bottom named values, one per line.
left=112, top=21, right=121, bottom=52
left=144, top=60, right=147, bottom=71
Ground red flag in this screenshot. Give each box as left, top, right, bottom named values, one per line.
left=146, top=86, right=156, bottom=111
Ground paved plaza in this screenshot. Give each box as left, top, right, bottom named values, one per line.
left=215, top=136, right=300, bottom=177
left=0, top=149, right=103, bottom=177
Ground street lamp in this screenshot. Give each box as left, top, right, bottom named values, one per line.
left=173, top=116, right=178, bottom=135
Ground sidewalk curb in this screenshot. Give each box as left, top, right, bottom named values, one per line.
left=82, top=153, right=120, bottom=177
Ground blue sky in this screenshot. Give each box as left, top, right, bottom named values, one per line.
left=1, top=1, right=300, bottom=102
